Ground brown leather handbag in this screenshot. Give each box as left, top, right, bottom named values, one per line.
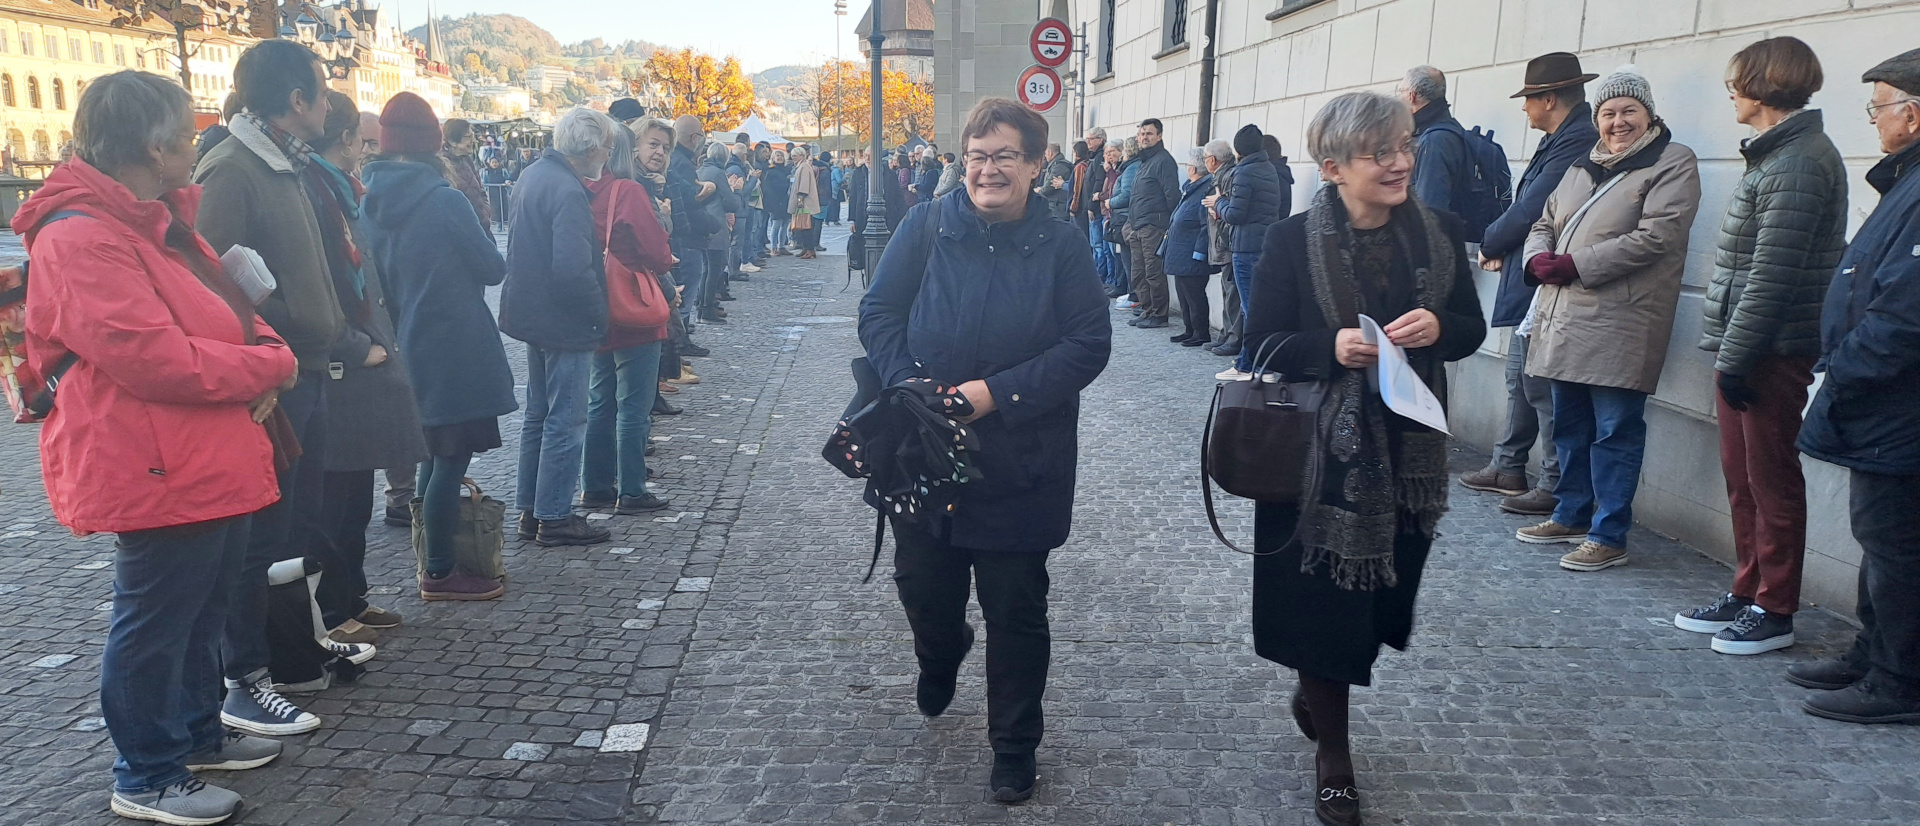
left=1201, top=334, right=1328, bottom=555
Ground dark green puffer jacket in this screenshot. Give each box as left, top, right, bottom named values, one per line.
left=1700, top=109, right=1848, bottom=375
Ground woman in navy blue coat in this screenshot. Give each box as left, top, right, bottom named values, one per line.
left=858, top=98, right=1112, bottom=804
left=1165, top=147, right=1219, bottom=345
left=362, top=118, right=514, bottom=601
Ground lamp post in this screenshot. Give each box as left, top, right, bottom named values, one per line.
left=835, top=0, right=847, bottom=146
left=861, top=0, right=889, bottom=270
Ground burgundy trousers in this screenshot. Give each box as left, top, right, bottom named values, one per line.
left=1716, top=356, right=1816, bottom=615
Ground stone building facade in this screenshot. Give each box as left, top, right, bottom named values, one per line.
left=1067, top=0, right=1920, bottom=617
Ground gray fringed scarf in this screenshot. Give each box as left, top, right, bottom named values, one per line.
left=1299, top=184, right=1452, bottom=591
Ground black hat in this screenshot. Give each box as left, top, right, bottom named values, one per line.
left=1233, top=124, right=1263, bottom=158
left=608, top=98, right=645, bottom=123
left=1864, top=47, right=1920, bottom=97
left=1511, top=52, right=1599, bottom=98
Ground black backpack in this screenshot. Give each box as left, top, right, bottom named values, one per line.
left=1429, top=122, right=1513, bottom=243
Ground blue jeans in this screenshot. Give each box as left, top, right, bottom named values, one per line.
left=1232, top=250, right=1259, bottom=372
left=418, top=452, right=474, bottom=576
left=224, top=375, right=324, bottom=681
left=770, top=216, right=790, bottom=250
left=516, top=346, right=593, bottom=521
left=676, top=259, right=704, bottom=329
left=584, top=342, right=663, bottom=499
left=105, top=516, right=249, bottom=793
left=1549, top=381, right=1650, bottom=548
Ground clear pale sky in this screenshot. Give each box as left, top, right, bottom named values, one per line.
left=389, top=0, right=856, bottom=73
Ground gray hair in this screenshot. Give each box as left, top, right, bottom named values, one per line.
left=1186, top=146, right=1207, bottom=167
left=74, top=70, right=193, bottom=174
left=1047, top=142, right=1063, bottom=157
left=1307, top=91, right=1415, bottom=165
left=1085, top=126, right=1107, bottom=141
left=1403, top=65, right=1447, bottom=105
left=635, top=117, right=675, bottom=146
left=771, top=149, right=788, bottom=164
left=1122, top=136, right=1139, bottom=159
left=1203, top=139, right=1235, bottom=163
left=554, top=106, right=616, bottom=158
left=606, top=122, right=636, bottom=180
left=705, top=141, right=731, bottom=164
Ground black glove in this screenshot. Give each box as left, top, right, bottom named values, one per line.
left=1717, top=372, right=1759, bottom=413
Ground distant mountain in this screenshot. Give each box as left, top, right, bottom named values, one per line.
left=752, top=65, right=809, bottom=107
left=406, top=14, right=660, bottom=87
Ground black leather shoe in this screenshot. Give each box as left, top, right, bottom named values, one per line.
left=653, top=397, right=682, bottom=416
left=1787, top=657, right=1868, bottom=690
left=536, top=514, right=612, bottom=547
left=616, top=493, right=672, bottom=515
left=1136, top=316, right=1169, bottom=329
left=516, top=511, right=537, bottom=540
left=384, top=505, right=411, bottom=527
left=578, top=490, right=617, bottom=509
left=916, top=625, right=973, bottom=716
left=700, top=313, right=728, bottom=325
left=1802, top=675, right=1920, bottom=724
left=680, top=342, right=712, bottom=358
left=1291, top=690, right=1316, bottom=741
left=1170, top=333, right=1193, bottom=343
left=990, top=752, right=1037, bottom=803
left=1182, top=338, right=1207, bottom=347
left=1315, top=773, right=1361, bottom=826
left=717, top=292, right=736, bottom=301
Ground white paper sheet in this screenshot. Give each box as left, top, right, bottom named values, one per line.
left=1358, top=314, right=1451, bottom=435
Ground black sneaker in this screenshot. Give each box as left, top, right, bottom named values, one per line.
left=680, top=342, right=712, bottom=357
left=1674, top=592, right=1753, bottom=634
left=536, top=514, right=612, bottom=547
left=516, top=511, right=538, bottom=540
left=383, top=505, right=411, bottom=527
left=1802, top=674, right=1920, bottom=724
left=1711, top=605, right=1794, bottom=655
left=1787, top=657, right=1868, bottom=691
left=916, top=625, right=972, bottom=717
left=990, top=752, right=1037, bottom=803
left=653, top=397, right=682, bottom=416
left=616, top=493, right=672, bottom=514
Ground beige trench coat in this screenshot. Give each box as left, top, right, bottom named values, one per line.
left=1524, top=140, right=1701, bottom=394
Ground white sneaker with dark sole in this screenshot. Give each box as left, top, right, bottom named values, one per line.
left=323, top=640, right=376, bottom=665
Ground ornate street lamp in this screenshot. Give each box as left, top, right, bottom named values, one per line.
left=861, top=0, right=889, bottom=273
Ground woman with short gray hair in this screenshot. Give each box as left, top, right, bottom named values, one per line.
left=1241, top=90, right=1485, bottom=826
left=20, top=70, right=299, bottom=824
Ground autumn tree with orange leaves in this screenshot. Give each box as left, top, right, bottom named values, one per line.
left=638, top=48, right=756, bottom=132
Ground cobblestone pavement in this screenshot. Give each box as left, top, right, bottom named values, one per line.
left=3, top=226, right=1919, bottom=825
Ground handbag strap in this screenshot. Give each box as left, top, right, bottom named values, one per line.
left=1200, top=332, right=1325, bottom=558
left=1554, top=173, right=1629, bottom=255
left=461, top=477, right=485, bottom=504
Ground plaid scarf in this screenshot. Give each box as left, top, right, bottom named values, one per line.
left=235, top=111, right=314, bottom=175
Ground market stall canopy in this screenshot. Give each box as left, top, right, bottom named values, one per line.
left=715, top=114, right=788, bottom=146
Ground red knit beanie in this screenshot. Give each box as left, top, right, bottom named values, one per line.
left=380, top=92, right=441, bottom=156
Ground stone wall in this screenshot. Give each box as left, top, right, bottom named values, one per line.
left=1071, top=0, right=1920, bottom=618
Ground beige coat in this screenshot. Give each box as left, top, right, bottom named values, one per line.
left=1524, top=140, right=1701, bottom=393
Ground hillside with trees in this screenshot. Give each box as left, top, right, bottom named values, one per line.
left=407, top=14, right=660, bottom=89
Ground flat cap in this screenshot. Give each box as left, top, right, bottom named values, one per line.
left=1863, top=47, right=1920, bottom=96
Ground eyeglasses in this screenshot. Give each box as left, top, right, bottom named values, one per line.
left=1867, top=98, right=1920, bottom=120
left=962, top=150, right=1028, bottom=170
left=1353, top=141, right=1415, bottom=166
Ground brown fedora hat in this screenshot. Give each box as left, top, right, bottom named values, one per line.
left=1511, top=52, right=1599, bottom=98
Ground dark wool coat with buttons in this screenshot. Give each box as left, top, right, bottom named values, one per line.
left=858, top=191, right=1113, bottom=552
left=1700, top=109, right=1848, bottom=376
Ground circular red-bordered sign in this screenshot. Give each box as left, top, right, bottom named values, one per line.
left=1017, top=65, right=1063, bottom=111
left=1029, top=18, right=1072, bottom=68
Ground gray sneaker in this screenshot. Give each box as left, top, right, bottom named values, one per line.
left=110, top=777, right=241, bottom=825
left=185, top=730, right=283, bottom=772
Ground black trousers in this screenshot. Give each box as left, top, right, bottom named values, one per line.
left=1173, top=274, right=1211, bottom=341
left=315, top=470, right=375, bottom=629
left=1848, top=470, right=1920, bottom=690
left=891, top=518, right=1050, bottom=755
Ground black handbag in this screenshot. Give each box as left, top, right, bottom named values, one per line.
left=1201, top=333, right=1330, bottom=555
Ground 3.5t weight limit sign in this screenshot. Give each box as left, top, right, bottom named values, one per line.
left=1029, top=18, right=1072, bottom=67
left=1018, top=65, right=1062, bottom=112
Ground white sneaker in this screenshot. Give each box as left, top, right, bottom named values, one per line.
left=740, top=263, right=762, bottom=273
left=1215, top=367, right=1252, bottom=381
left=1113, top=296, right=1131, bottom=309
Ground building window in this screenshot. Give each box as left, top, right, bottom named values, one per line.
left=136, top=50, right=146, bottom=69
left=20, top=32, right=31, bottom=56
left=1271, top=0, right=1330, bottom=17
left=68, top=38, right=80, bottom=61
left=0, top=29, right=9, bottom=53
left=1, top=75, right=12, bottom=107
left=114, top=44, right=125, bottom=65
left=1099, top=0, right=1116, bottom=76
left=1163, top=0, right=1188, bottom=51
left=91, top=41, right=104, bottom=63
left=5, top=129, right=22, bottom=161
left=51, top=78, right=64, bottom=110
left=44, top=35, right=56, bottom=59
left=32, top=129, right=49, bottom=160
left=27, top=76, right=40, bottom=108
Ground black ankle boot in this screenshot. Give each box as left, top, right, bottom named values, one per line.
left=990, top=752, right=1036, bottom=803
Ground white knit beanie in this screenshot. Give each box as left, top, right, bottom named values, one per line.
left=1594, top=65, right=1655, bottom=120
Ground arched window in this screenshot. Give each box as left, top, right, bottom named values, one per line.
left=58, top=130, right=70, bottom=147
left=6, top=130, right=23, bottom=161
left=52, top=78, right=64, bottom=110
left=27, top=76, right=41, bottom=108
left=1, top=74, right=13, bottom=108
left=32, top=129, right=50, bottom=161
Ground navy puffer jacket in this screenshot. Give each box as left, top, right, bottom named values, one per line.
left=1220, top=150, right=1285, bottom=253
